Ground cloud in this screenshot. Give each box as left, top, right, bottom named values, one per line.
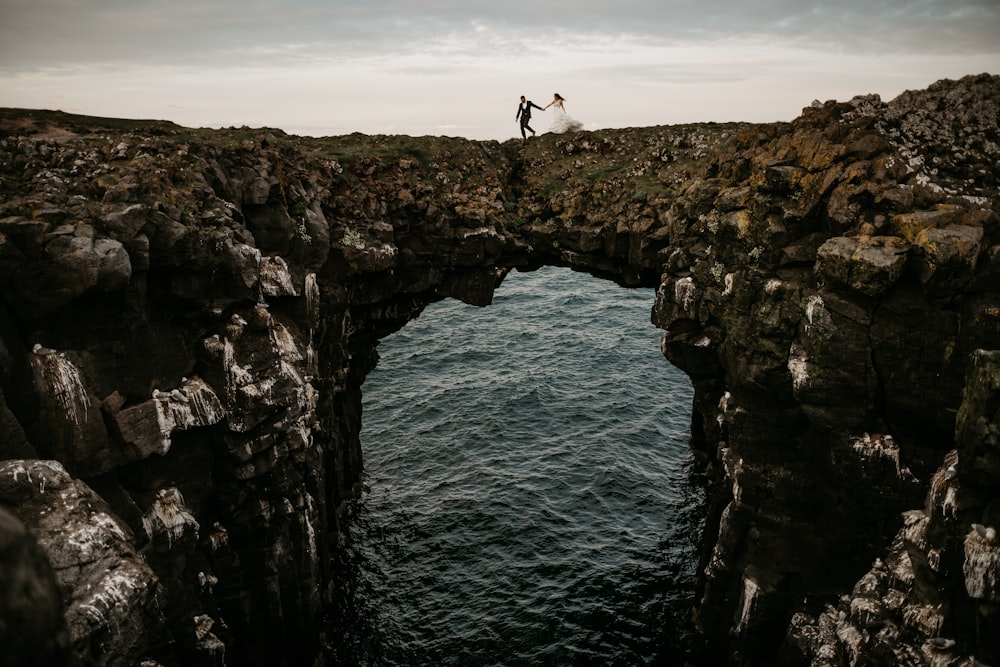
left=2, top=0, right=997, bottom=73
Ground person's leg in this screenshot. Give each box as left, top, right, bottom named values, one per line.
left=520, top=121, right=528, bottom=139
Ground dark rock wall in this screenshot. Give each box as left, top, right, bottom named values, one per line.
left=0, top=73, right=997, bottom=665
left=512, top=74, right=1000, bottom=663
left=0, top=124, right=520, bottom=665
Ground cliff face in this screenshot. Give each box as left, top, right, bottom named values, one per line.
left=0, top=73, right=997, bottom=665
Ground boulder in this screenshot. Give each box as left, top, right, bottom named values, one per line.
left=0, top=460, right=164, bottom=666
left=815, top=235, right=909, bottom=296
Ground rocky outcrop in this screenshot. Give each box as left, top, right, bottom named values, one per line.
left=0, top=73, right=997, bottom=665
left=635, top=77, right=1000, bottom=665
left=0, top=121, right=519, bottom=666
left=0, top=460, right=167, bottom=665
left=783, top=349, right=1000, bottom=665
left=0, top=503, right=73, bottom=667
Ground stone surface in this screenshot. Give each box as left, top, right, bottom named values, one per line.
left=784, top=349, right=1000, bottom=666
left=0, top=73, right=998, bottom=665
left=0, top=505, right=73, bottom=667
left=0, top=460, right=165, bottom=666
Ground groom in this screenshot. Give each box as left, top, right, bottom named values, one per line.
left=516, top=95, right=544, bottom=142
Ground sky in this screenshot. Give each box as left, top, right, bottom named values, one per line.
left=1, top=1, right=998, bottom=142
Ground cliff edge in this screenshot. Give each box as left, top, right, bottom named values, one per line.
left=0, top=73, right=997, bottom=665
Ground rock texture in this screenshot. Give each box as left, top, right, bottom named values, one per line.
left=0, top=73, right=998, bottom=665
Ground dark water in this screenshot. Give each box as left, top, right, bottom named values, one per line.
left=330, top=266, right=704, bottom=666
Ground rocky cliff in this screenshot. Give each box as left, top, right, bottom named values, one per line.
left=0, top=73, right=997, bottom=666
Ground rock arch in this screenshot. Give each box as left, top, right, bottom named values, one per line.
left=0, top=73, right=998, bottom=665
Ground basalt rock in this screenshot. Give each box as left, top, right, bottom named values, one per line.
left=0, top=460, right=165, bottom=665
left=783, top=350, right=1000, bottom=666
left=0, top=73, right=998, bottom=665
left=0, top=504, right=73, bottom=667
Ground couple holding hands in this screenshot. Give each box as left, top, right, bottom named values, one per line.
left=516, top=93, right=583, bottom=141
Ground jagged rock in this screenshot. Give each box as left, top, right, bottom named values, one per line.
left=0, top=460, right=164, bottom=666
left=259, top=254, right=298, bottom=297
left=0, top=74, right=998, bottom=665
left=245, top=176, right=271, bottom=206
left=787, top=347, right=1000, bottom=665
left=101, top=203, right=148, bottom=238
left=910, top=221, right=984, bottom=295
left=0, top=506, right=73, bottom=667
left=114, top=378, right=225, bottom=460
left=964, top=526, right=1000, bottom=600
left=26, top=345, right=116, bottom=476
left=7, top=232, right=132, bottom=318
left=956, top=349, right=1000, bottom=489
left=815, top=235, right=910, bottom=296
left=142, top=487, right=200, bottom=554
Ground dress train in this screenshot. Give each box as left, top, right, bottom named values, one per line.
left=548, top=109, right=583, bottom=134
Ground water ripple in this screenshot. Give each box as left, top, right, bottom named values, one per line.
left=329, top=267, right=704, bottom=666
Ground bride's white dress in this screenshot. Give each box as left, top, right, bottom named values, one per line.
left=548, top=108, right=583, bottom=134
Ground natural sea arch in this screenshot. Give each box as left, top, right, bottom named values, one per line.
left=331, top=266, right=703, bottom=665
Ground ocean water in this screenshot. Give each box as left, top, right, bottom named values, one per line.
left=330, top=266, right=704, bottom=666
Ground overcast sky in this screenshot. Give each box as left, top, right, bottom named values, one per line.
left=1, top=1, right=998, bottom=141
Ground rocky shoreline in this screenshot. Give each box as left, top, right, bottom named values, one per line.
left=1, top=73, right=998, bottom=665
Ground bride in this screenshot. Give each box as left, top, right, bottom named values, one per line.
left=543, top=93, right=583, bottom=134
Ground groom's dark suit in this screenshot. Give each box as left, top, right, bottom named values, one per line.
left=516, top=99, right=543, bottom=139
